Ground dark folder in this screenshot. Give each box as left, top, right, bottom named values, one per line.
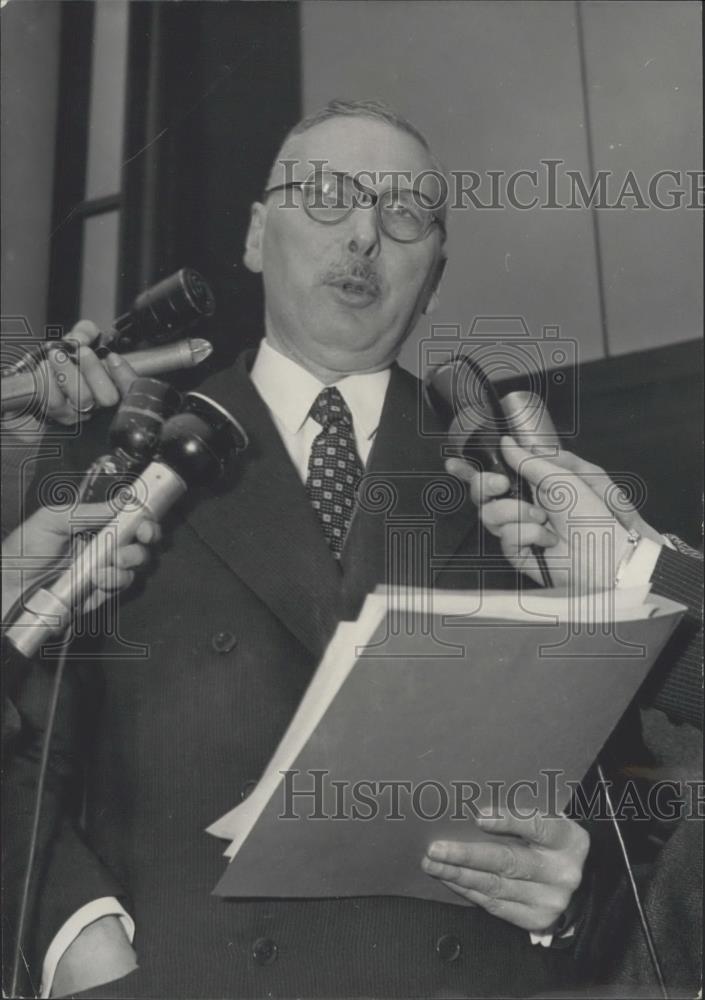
left=209, top=587, right=684, bottom=905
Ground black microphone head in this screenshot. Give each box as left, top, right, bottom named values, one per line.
left=156, top=392, right=248, bottom=485
left=108, top=268, right=216, bottom=352
left=425, top=355, right=520, bottom=486
left=425, top=355, right=508, bottom=438
left=108, top=378, right=182, bottom=466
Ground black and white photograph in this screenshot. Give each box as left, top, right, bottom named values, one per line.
left=1, top=1, right=702, bottom=997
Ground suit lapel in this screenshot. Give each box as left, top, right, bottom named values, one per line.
left=340, top=364, right=478, bottom=616
left=183, top=355, right=477, bottom=656
left=184, top=354, right=343, bottom=659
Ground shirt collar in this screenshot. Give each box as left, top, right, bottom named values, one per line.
left=251, top=338, right=391, bottom=440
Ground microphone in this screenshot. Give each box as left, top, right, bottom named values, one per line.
left=0, top=338, right=213, bottom=416
left=101, top=268, right=215, bottom=354
left=425, top=356, right=553, bottom=586
left=5, top=392, right=248, bottom=660
left=79, top=378, right=183, bottom=503
left=4, top=268, right=215, bottom=379
left=425, top=355, right=519, bottom=487
left=499, top=390, right=560, bottom=453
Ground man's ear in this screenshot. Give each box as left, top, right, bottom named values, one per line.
left=422, top=255, right=447, bottom=316
left=243, top=202, right=266, bottom=274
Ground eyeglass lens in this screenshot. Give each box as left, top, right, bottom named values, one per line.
left=301, top=172, right=435, bottom=242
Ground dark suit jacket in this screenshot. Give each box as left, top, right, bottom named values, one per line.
left=2, top=354, right=701, bottom=998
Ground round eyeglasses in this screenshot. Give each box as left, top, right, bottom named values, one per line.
left=264, top=170, right=446, bottom=245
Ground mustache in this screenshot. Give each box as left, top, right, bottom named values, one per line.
left=320, top=259, right=381, bottom=293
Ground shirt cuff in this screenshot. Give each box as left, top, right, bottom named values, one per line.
left=615, top=536, right=663, bottom=590
left=41, top=897, right=134, bottom=998
left=529, top=924, right=576, bottom=948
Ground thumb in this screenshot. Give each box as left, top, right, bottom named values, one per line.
left=105, top=352, right=138, bottom=396
left=498, top=435, right=552, bottom=484
left=65, top=320, right=101, bottom=347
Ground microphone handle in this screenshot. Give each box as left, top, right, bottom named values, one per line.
left=0, top=340, right=209, bottom=414
left=5, top=461, right=186, bottom=660
left=499, top=391, right=559, bottom=587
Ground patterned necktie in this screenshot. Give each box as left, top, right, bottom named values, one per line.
left=306, top=386, right=364, bottom=558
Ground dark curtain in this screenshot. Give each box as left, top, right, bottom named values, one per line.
left=121, top=1, right=301, bottom=373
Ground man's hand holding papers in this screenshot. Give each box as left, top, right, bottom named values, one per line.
left=422, top=810, right=590, bottom=935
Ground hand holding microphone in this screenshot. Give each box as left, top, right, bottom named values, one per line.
left=1, top=322, right=139, bottom=436
left=5, top=389, right=248, bottom=660
left=455, top=437, right=666, bottom=592
left=425, top=356, right=554, bottom=585
left=1, top=268, right=215, bottom=424
left=1, top=501, right=161, bottom=620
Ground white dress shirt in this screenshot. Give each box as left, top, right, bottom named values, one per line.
left=40, top=339, right=665, bottom=989
left=250, top=337, right=391, bottom=478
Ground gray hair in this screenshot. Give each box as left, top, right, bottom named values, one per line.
left=287, top=99, right=436, bottom=157
left=272, top=99, right=448, bottom=235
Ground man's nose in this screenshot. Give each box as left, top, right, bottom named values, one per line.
left=344, top=204, right=381, bottom=258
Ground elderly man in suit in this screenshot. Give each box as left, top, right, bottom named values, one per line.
left=4, top=100, right=700, bottom=999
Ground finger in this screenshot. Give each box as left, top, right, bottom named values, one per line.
left=113, top=543, right=149, bottom=571
left=426, top=839, right=546, bottom=883
left=438, top=883, right=561, bottom=933
left=498, top=522, right=558, bottom=554
left=499, top=437, right=558, bottom=487
left=33, top=359, right=76, bottom=424
left=475, top=813, right=584, bottom=853
left=90, top=566, right=136, bottom=593
left=47, top=344, right=95, bottom=414
left=64, top=320, right=101, bottom=348
left=500, top=439, right=611, bottom=520
left=445, top=459, right=512, bottom=506
left=134, top=519, right=161, bottom=545
left=104, top=352, right=138, bottom=396
left=549, top=449, right=606, bottom=478
left=480, top=498, right=547, bottom=531
left=76, top=346, right=120, bottom=408
left=422, top=861, right=564, bottom=910
left=549, top=450, right=631, bottom=514
left=84, top=590, right=109, bottom=612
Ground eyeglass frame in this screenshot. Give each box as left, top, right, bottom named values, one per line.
left=262, top=170, right=446, bottom=245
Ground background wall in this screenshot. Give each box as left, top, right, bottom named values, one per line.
left=1, top=1, right=701, bottom=544
left=301, top=0, right=702, bottom=373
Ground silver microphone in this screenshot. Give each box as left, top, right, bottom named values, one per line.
left=499, top=390, right=560, bottom=453
left=5, top=392, right=247, bottom=659
left=1, top=338, right=213, bottom=415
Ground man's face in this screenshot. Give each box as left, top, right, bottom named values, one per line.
left=244, top=116, right=445, bottom=377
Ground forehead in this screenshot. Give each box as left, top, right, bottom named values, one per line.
left=270, top=116, right=436, bottom=188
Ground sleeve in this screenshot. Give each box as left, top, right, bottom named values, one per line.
left=2, top=652, right=131, bottom=996
left=641, top=545, right=703, bottom=728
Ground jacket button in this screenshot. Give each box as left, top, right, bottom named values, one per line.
left=211, top=630, right=237, bottom=654
left=436, top=934, right=462, bottom=963
left=240, top=779, right=258, bottom=800
left=252, top=937, right=278, bottom=965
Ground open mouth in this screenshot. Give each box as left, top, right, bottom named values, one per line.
left=327, top=277, right=380, bottom=302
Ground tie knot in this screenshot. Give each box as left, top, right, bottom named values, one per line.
left=309, top=386, right=352, bottom=430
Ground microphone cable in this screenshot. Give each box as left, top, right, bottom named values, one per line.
left=9, top=622, right=72, bottom=997
left=7, top=493, right=110, bottom=995
left=597, top=761, right=668, bottom=999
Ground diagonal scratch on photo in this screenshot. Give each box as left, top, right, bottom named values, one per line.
left=1, top=1, right=702, bottom=998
